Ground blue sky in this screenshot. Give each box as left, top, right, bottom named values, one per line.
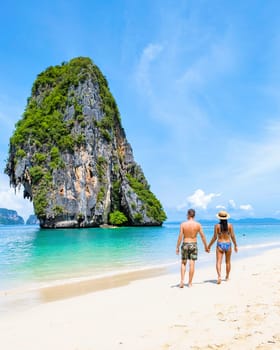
left=1, top=0, right=280, bottom=221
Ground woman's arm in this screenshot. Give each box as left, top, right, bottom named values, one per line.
left=207, top=225, right=218, bottom=250
left=229, top=224, right=238, bottom=252
left=198, top=224, right=209, bottom=252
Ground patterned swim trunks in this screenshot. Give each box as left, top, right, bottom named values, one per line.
left=181, top=242, right=198, bottom=261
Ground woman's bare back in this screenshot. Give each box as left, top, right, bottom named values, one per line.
left=215, top=223, right=233, bottom=242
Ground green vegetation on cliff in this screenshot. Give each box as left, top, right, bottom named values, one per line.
left=109, top=210, right=128, bottom=226
left=10, top=57, right=119, bottom=158
left=6, top=57, right=121, bottom=217
left=126, top=174, right=167, bottom=223
left=5, top=56, right=167, bottom=227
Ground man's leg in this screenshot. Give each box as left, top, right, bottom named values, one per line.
left=225, top=249, right=232, bottom=280
left=188, top=259, right=195, bottom=287
left=216, top=248, right=223, bottom=284
left=180, top=260, right=187, bottom=288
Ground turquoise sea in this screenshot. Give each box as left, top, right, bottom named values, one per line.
left=0, top=220, right=280, bottom=292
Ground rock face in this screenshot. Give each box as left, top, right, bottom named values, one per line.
left=0, top=208, right=24, bottom=225
left=5, top=57, right=166, bottom=228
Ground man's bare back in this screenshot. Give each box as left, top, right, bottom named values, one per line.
left=180, top=220, right=203, bottom=242
left=176, top=211, right=208, bottom=251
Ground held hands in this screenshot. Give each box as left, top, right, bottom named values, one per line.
left=176, top=247, right=179, bottom=255
left=234, top=245, right=238, bottom=253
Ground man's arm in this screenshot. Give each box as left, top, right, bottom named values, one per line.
left=198, top=224, right=208, bottom=252
left=176, top=224, right=183, bottom=255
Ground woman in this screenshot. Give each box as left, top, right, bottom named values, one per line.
left=208, top=211, right=238, bottom=284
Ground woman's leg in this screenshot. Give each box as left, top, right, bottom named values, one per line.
left=216, top=247, right=223, bottom=284
left=225, top=249, right=232, bottom=280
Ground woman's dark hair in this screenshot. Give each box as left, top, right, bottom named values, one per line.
left=220, top=220, right=228, bottom=232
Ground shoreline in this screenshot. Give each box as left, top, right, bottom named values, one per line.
left=0, top=264, right=175, bottom=315
left=0, top=261, right=177, bottom=295
left=0, top=247, right=279, bottom=349
left=1, top=239, right=280, bottom=294
left=1, top=242, right=280, bottom=311
left=1, top=222, right=280, bottom=298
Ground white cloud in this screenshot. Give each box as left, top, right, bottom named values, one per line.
left=216, top=205, right=226, bottom=209
left=240, top=204, right=253, bottom=211
left=204, top=118, right=280, bottom=217
left=229, top=120, right=280, bottom=183
left=135, top=43, right=163, bottom=95
left=177, top=38, right=235, bottom=90
left=228, top=199, right=236, bottom=209
left=132, top=25, right=238, bottom=149
left=187, top=189, right=221, bottom=210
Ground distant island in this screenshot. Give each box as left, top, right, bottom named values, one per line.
left=1, top=207, right=280, bottom=226
left=5, top=57, right=166, bottom=229
left=26, top=215, right=40, bottom=225
left=169, top=218, right=280, bottom=225
left=0, top=208, right=39, bottom=225
left=0, top=208, right=24, bottom=225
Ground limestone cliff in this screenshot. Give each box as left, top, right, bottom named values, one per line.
left=5, top=57, right=166, bottom=228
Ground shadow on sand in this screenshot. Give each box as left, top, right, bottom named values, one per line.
left=170, top=279, right=218, bottom=288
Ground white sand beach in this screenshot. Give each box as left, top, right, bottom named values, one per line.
left=0, top=248, right=279, bottom=350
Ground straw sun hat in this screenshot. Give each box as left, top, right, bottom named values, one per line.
left=216, top=210, right=230, bottom=220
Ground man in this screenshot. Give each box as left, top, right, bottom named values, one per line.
left=176, top=209, right=208, bottom=288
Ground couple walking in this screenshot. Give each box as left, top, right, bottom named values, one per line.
left=176, top=208, right=238, bottom=288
